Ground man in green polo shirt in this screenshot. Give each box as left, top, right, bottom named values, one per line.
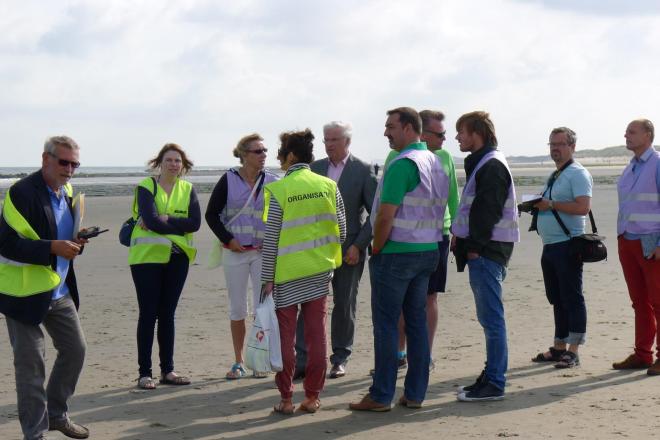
left=350, top=107, right=446, bottom=411
left=384, top=109, right=459, bottom=372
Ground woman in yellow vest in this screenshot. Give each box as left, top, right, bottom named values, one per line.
left=128, top=143, right=201, bottom=390
left=262, top=129, right=346, bottom=414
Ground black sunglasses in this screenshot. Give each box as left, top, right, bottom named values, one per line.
left=247, top=148, right=268, bottom=154
left=423, top=129, right=446, bottom=139
left=48, top=152, right=80, bottom=169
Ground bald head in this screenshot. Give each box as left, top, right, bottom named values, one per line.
left=625, top=119, right=654, bottom=156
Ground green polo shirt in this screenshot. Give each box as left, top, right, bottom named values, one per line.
left=379, top=142, right=437, bottom=254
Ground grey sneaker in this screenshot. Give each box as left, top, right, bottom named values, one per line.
left=48, top=418, right=90, bottom=439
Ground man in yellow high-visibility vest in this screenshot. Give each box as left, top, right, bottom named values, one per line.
left=0, top=136, right=91, bottom=440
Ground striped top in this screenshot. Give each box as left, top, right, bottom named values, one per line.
left=261, top=163, right=347, bottom=309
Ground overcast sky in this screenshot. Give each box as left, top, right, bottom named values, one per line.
left=2, top=0, right=659, bottom=167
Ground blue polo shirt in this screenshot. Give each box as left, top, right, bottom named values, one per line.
left=47, top=186, right=74, bottom=300
left=537, top=162, right=593, bottom=245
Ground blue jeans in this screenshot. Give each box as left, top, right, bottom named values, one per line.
left=467, top=256, right=508, bottom=391
left=541, top=241, right=586, bottom=345
left=369, top=250, right=439, bottom=404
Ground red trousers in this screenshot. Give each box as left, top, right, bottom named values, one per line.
left=618, top=236, right=660, bottom=363
left=275, top=296, right=327, bottom=400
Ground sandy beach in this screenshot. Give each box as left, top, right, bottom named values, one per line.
left=1, top=185, right=658, bottom=439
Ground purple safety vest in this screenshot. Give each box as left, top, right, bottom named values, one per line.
left=371, top=148, right=448, bottom=243
left=452, top=150, right=520, bottom=242
left=617, top=148, right=660, bottom=235
left=221, top=169, right=278, bottom=247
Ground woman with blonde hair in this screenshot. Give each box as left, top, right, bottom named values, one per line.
left=129, top=143, right=201, bottom=389
left=206, top=133, right=278, bottom=379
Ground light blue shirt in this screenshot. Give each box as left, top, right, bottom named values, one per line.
left=622, top=146, right=660, bottom=246
left=537, top=162, right=593, bottom=245
left=47, top=186, right=73, bottom=300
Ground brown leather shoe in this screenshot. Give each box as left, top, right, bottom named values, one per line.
left=647, top=359, right=660, bottom=376
left=329, top=363, right=346, bottom=379
left=397, top=395, right=422, bottom=409
left=49, top=418, right=90, bottom=439
left=349, top=394, right=391, bottom=412
left=612, top=353, right=652, bottom=370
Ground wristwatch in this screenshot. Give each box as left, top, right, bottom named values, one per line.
left=548, top=200, right=554, bottom=210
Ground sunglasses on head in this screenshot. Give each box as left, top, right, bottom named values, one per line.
left=48, top=152, right=80, bottom=169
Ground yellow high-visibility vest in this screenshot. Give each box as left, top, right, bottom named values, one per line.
left=128, top=177, right=197, bottom=265
left=263, top=167, right=341, bottom=283
left=0, top=184, right=73, bottom=297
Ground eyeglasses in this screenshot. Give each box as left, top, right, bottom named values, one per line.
left=247, top=148, right=268, bottom=154
left=48, top=152, right=80, bottom=169
left=547, top=142, right=569, bottom=148
left=424, top=130, right=446, bottom=139
left=277, top=148, right=288, bottom=158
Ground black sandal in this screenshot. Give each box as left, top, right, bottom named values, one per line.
left=532, top=347, right=566, bottom=362
left=555, top=351, right=580, bottom=369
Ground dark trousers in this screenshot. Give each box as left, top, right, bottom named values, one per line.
left=541, top=241, right=586, bottom=345
left=130, top=253, right=189, bottom=377
left=295, top=257, right=365, bottom=368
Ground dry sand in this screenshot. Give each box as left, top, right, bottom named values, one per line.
left=1, top=185, right=658, bottom=439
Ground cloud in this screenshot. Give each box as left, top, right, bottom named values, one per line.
left=1, top=0, right=659, bottom=166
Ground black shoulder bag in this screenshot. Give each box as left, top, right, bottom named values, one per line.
left=119, top=177, right=158, bottom=247
left=545, top=163, right=607, bottom=263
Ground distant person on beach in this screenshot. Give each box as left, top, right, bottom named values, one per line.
left=384, top=109, right=459, bottom=374
left=451, top=111, right=519, bottom=402
left=128, top=143, right=201, bottom=390
left=262, top=129, right=346, bottom=415
left=350, top=107, right=447, bottom=411
left=205, top=133, right=278, bottom=379
left=612, top=119, right=660, bottom=375
left=529, top=127, right=592, bottom=369
left=293, top=121, right=377, bottom=380
left=0, top=136, right=91, bottom=439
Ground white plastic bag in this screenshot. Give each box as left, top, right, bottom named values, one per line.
left=246, top=295, right=282, bottom=372
left=257, top=295, right=282, bottom=372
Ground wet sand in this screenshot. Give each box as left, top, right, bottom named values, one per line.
left=1, top=185, right=657, bottom=439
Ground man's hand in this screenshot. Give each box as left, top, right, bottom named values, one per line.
left=467, top=252, right=480, bottom=260
left=227, top=239, right=245, bottom=253
left=51, top=240, right=81, bottom=260
left=343, top=245, right=360, bottom=265
left=450, top=235, right=457, bottom=252
left=534, top=198, right=553, bottom=212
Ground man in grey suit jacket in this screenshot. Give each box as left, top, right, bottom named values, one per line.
left=295, top=121, right=377, bottom=378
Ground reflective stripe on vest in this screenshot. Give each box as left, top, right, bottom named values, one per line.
left=0, top=187, right=63, bottom=297
left=451, top=150, right=520, bottom=242
left=264, top=167, right=341, bottom=283
left=128, top=177, right=197, bottom=265
left=617, top=150, right=660, bottom=235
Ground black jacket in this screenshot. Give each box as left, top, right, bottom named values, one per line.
left=454, top=146, right=515, bottom=269
left=0, top=171, right=79, bottom=324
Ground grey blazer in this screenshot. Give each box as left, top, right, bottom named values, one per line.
left=311, top=154, right=377, bottom=252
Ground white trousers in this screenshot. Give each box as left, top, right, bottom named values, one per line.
left=222, top=249, right=262, bottom=321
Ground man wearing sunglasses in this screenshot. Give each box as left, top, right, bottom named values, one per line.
left=0, top=136, right=90, bottom=439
